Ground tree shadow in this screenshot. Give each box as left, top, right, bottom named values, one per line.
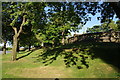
left=90, top=42, right=120, bottom=70
left=34, top=41, right=120, bottom=73
left=16, top=48, right=39, bottom=60
left=34, top=42, right=95, bottom=69
left=33, top=47, right=64, bottom=66
left=16, top=51, right=33, bottom=60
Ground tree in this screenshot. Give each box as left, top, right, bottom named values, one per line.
left=19, top=26, right=39, bottom=51
left=86, top=25, right=102, bottom=33
left=2, top=2, right=46, bottom=61
left=2, top=2, right=13, bottom=55
left=41, top=2, right=85, bottom=46
left=101, top=20, right=118, bottom=31
left=87, top=19, right=119, bottom=33
left=71, top=2, right=120, bottom=23
left=116, top=20, right=120, bottom=31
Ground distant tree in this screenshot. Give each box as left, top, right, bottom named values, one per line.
left=19, top=27, right=39, bottom=51
left=87, top=20, right=119, bottom=33
left=116, top=20, right=120, bottom=31
left=86, top=25, right=102, bottom=33
left=2, top=2, right=13, bottom=55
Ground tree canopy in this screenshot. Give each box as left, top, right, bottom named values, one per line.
left=2, top=1, right=120, bottom=63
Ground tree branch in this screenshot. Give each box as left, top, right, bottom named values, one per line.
left=17, top=16, right=26, bottom=37
left=12, top=27, right=18, bottom=35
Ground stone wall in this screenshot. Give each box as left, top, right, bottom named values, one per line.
left=67, top=31, right=120, bottom=43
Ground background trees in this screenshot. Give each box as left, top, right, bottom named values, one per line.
left=87, top=20, right=120, bottom=33
left=2, top=2, right=13, bottom=55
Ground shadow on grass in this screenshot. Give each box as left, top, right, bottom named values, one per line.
left=16, top=48, right=40, bottom=60
left=16, top=51, right=33, bottom=60
left=90, top=42, right=120, bottom=70
left=33, top=47, right=64, bottom=66
left=34, top=42, right=94, bottom=69
left=34, top=41, right=120, bottom=72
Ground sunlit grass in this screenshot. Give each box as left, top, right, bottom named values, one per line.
left=2, top=48, right=119, bottom=78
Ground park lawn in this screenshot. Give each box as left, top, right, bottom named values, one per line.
left=2, top=48, right=119, bottom=78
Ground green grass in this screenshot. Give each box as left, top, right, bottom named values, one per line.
left=2, top=47, right=119, bottom=79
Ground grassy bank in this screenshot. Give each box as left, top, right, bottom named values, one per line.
left=2, top=47, right=119, bottom=78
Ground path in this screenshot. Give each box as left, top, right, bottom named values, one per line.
left=0, top=51, right=12, bottom=54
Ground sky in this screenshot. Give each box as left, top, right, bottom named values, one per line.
left=71, top=13, right=119, bottom=36
left=70, top=13, right=101, bottom=35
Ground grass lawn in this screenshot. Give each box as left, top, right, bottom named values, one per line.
left=2, top=47, right=119, bottom=78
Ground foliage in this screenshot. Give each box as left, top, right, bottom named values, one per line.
left=87, top=20, right=120, bottom=33
left=19, top=23, right=39, bottom=47
left=116, top=20, right=120, bottom=30
left=2, top=2, right=47, bottom=60
left=2, top=2, right=13, bottom=42
left=2, top=2, right=120, bottom=46
left=37, top=2, right=93, bottom=46
left=35, top=2, right=120, bottom=46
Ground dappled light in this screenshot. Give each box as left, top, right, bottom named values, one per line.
left=34, top=41, right=120, bottom=72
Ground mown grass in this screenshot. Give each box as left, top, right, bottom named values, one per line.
left=2, top=46, right=119, bottom=79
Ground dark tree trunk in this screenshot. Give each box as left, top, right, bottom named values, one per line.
left=12, top=35, right=18, bottom=61
left=2, top=40, right=7, bottom=55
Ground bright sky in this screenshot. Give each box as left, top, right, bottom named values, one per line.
left=71, top=13, right=119, bottom=36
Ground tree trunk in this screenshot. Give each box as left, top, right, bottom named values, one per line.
left=11, top=16, right=26, bottom=61
left=12, top=35, right=18, bottom=61
left=62, top=31, right=65, bottom=45
left=2, top=40, right=6, bottom=55
left=17, top=40, right=19, bottom=52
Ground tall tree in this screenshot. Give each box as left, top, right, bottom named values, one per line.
left=42, top=2, right=84, bottom=46
left=2, top=2, right=46, bottom=61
